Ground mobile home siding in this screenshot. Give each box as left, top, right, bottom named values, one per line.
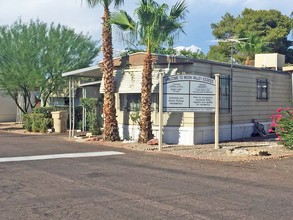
left=178, top=61, right=291, bottom=126
left=0, top=90, right=17, bottom=122
left=232, top=67, right=291, bottom=124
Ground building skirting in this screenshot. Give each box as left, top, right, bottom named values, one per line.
left=119, top=122, right=270, bottom=145
left=0, top=114, right=17, bottom=122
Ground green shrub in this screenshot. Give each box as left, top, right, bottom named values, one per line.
left=33, top=106, right=56, bottom=118
left=80, top=98, right=103, bottom=135
left=33, top=107, right=56, bottom=128
left=39, top=118, right=53, bottom=133
left=129, top=107, right=140, bottom=125
left=23, top=114, right=32, bottom=132
left=23, top=113, right=53, bottom=133
left=270, top=107, right=293, bottom=150
left=74, top=106, right=83, bottom=129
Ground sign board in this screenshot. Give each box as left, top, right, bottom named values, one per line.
left=163, top=74, right=215, bottom=112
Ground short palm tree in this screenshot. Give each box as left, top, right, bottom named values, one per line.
left=236, top=34, right=269, bottom=65
left=112, top=0, right=188, bottom=143
left=84, top=0, right=124, bottom=141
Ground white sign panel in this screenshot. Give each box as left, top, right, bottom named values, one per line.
left=190, top=81, right=214, bottom=94
left=164, top=81, right=190, bottom=93
left=163, top=74, right=215, bottom=112
left=164, top=94, right=189, bottom=107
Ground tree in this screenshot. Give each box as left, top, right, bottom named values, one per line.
left=120, top=47, right=206, bottom=59
left=287, top=12, right=293, bottom=63
left=0, top=19, right=99, bottom=113
left=236, top=34, right=269, bottom=65
left=176, top=49, right=206, bottom=59
left=210, top=13, right=239, bottom=39
left=112, top=0, right=188, bottom=143
left=291, top=11, right=293, bottom=34
left=208, top=9, right=293, bottom=63
left=207, top=44, right=231, bottom=63
left=84, top=0, right=124, bottom=141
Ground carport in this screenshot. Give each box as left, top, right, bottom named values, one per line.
left=62, top=66, right=103, bottom=137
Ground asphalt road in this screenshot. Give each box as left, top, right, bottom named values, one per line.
left=0, top=131, right=293, bottom=220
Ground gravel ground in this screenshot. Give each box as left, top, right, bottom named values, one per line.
left=93, top=135, right=293, bottom=162
left=1, top=122, right=293, bottom=162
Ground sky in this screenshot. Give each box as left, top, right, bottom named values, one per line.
left=0, top=0, right=292, bottom=58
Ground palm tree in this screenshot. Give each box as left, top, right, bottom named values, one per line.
left=112, top=0, right=188, bottom=143
left=84, top=0, right=124, bottom=141
left=236, top=34, right=269, bottom=65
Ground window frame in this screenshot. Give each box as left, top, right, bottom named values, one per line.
left=257, top=78, right=269, bottom=101
left=119, top=93, right=158, bottom=111
left=219, top=75, right=231, bottom=113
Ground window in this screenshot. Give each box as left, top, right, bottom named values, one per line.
left=49, top=97, right=69, bottom=106
left=119, top=93, right=158, bottom=111
left=219, top=75, right=231, bottom=113
left=120, top=93, right=141, bottom=111
left=257, top=78, right=269, bottom=101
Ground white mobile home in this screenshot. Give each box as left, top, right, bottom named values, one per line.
left=102, top=53, right=292, bottom=145
left=0, top=89, right=17, bottom=122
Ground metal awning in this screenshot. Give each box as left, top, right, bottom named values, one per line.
left=62, top=66, right=103, bottom=78
left=79, top=80, right=102, bottom=87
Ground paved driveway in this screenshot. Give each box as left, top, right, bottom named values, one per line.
left=1, top=131, right=293, bottom=219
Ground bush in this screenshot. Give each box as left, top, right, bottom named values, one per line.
left=74, top=106, right=83, bottom=129
left=23, top=114, right=33, bottom=132
left=80, top=98, right=103, bottom=135
left=33, top=107, right=56, bottom=128
left=23, top=113, right=53, bottom=133
left=270, top=107, right=293, bottom=150
left=33, top=106, right=56, bottom=118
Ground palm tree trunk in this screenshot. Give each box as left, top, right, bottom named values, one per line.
left=138, top=51, right=154, bottom=143
left=102, top=7, right=120, bottom=141
left=245, top=56, right=251, bottom=65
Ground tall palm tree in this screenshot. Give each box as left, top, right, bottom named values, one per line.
left=84, top=0, right=124, bottom=141
left=112, top=0, right=188, bottom=143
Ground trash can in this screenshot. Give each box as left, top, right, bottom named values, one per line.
left=51, top=111, right=68, bottom=133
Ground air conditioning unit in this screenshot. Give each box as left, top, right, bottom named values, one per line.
left=255, top=53, right=285, bottom=70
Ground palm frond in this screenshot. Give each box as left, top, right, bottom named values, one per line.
left=112, top=0, right=188, bottom=52
left=111, top=10, right=136, bottom=31
left=170, top=0, right=188, bottom=20
left=114, top=0, right=124, bottom=8
left=111, top=10, right=138, bottom=48
left=83, top=0, right=101, bottom=7
left=83, top=0, right=124, bottom=8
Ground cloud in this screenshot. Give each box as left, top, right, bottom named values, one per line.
left=0, top=0, right=103, bottom=39
left=175, top=45, right=201, bottom=53
left=0, top=0, right=291, bottom=57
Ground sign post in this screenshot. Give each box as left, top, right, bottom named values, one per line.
left=214, top=74, right=220, bottom=149
left=159, top=73, right=163, bottom=151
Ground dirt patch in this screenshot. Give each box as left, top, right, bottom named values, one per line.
left=0, top=122, right=23, bottom=131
